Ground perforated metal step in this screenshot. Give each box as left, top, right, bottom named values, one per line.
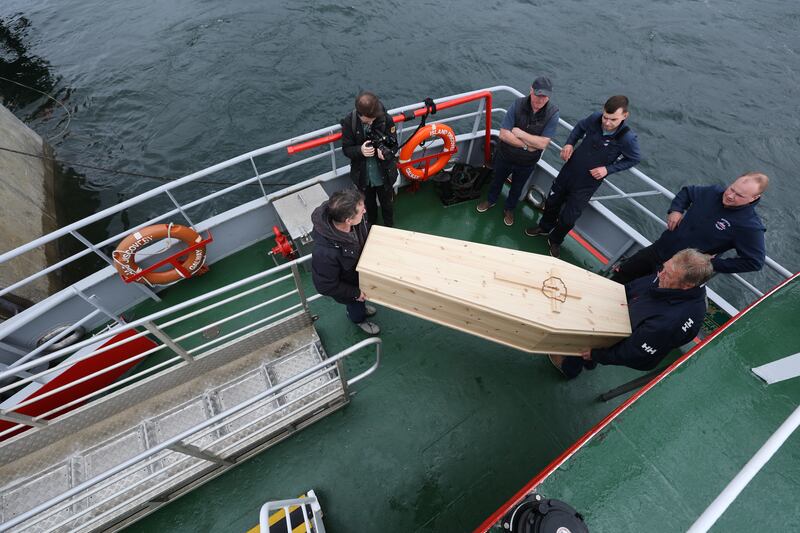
left=0, top=314, right=347, bottom=533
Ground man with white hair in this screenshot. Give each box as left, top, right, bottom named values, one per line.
left=551, top=248, right=712, bottom=379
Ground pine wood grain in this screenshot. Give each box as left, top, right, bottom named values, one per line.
left=357, top=226, right=631, bottom=355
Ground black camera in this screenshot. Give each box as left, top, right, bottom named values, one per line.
left=367, top=130, right=397, bottom=160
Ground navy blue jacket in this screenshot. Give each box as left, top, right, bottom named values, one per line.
left=564, top=111, right=641, bottom=176
left=310, top=202, right=369, bottom=304
left=591, top=276, right=706, bottom=371
left=653, top=185, right=766, bottom=273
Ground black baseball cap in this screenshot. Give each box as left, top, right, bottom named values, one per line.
left=532, top=77, right=553, bottom=97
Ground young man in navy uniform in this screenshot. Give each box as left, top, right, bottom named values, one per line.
left=611, top=172, right=768, bottom=284
left=526, top=95, right=642, bottom=257
left=476, top=77, right=560, bottom=226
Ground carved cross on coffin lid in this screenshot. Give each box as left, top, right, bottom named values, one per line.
left=494, top=267, right=583, bottom=313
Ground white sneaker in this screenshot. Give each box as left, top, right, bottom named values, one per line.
left=356, top=321, right=380, bottom=335
left=365, top=304, right=377, bottom=317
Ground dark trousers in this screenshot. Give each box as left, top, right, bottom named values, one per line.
left=487, top=154, right=535, bottom=211
left=537, top=175, right=601, bottom=245
left=346, top=299, right=367, bottom=324
left=611, top=245, right=662, bottom=284
left=364, top=185, right=394, bottom=227
left=561, top=356, right=597, bottom=379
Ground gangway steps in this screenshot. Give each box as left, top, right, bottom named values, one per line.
left=0, top=316, right=347, bottom=533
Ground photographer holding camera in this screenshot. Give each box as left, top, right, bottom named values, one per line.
left=340, top=91, right=399, bottom=227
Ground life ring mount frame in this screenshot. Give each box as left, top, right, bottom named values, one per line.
left=113, top=224, right=213, bottom=285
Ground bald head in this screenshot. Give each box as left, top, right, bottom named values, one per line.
left=722, top=172, right=769, bottom=207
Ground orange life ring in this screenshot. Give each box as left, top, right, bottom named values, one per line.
left=397, top=123, right=457, bottom=180
left=113, top=223, right=207, bottom=285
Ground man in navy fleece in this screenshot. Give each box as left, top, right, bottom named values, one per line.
left=525, top=95, right=641, bottom=258
left=611, top=172, right=769, bottom=284
left=550, top=248, right=711, bottom=379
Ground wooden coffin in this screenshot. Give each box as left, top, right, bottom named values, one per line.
left=357, top=226, right=631, bottom=355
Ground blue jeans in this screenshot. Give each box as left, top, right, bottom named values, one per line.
left=346, top=299, right=367, bottom=323
left=487, top=154, right=535, bottom=211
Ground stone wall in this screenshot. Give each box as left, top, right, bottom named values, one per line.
left=0, top=104, right=59, bottom=304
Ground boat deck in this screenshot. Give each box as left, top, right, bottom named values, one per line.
left=500, top=275, right=800, bottom=532
left=121, top=182, right=723, bottom=532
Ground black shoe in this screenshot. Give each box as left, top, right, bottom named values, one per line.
left=525, top=226, right=548, bottom=237
left=548, top=239, right=561, bottom=258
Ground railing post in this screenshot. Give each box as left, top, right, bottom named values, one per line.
left=70, top=231, right=161, bottom=302
left=290, top=262, right=310, bottom=313
left=465, top=98, right=485, bottom=164
left=250, top=157, right=269, bottom=200
left=328, top=132, right=337, bottom=176
left=0, top=411, right=47, bottom=428
left=164, top=189, right=196, bottom=228
left=483, top=93, right=493, bottom=165
left=168, top=442, right=232, bottom=466
left=143, top=321, right=194, bottom=362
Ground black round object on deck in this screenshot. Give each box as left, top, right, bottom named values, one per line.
left=502, top=495, right=589, bottom=533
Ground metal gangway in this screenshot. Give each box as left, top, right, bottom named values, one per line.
left=0, top=256, right=381, bottom=532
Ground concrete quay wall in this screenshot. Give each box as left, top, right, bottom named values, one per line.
left=0, top=104, right=59, bottom=305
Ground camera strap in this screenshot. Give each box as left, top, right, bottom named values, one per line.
left=398, top=97, right=438, bottom=151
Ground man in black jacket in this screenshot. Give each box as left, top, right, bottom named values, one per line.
left=311, top=189, right=379, bottom=334
left=550, top=248, right=711, bottom=379
left=340, top=91, right=399, bottom=227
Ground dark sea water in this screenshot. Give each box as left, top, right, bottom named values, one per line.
left=1, top=2, right=800, bottom=530
left=2, top=0, right=799, bottom=279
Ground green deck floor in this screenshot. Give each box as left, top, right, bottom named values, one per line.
left=122, top=183, right=706, bottom=532
left=532, top=276, right=800, bottom=532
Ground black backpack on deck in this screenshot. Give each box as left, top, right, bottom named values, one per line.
left=434, top=163, right=493, bottom=206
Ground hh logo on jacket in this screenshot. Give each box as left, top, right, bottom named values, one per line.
left=641, top=343, right=657, bottom=355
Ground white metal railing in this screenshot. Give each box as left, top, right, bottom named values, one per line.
left=260, top=491, right=326, bottom=533
left=0, top=336, right=381, bottom=532
left=0, top=86, right=793, bottom=335
left=687, top=403, right=800, bottom=532
left=0, top=88, right=503, bottom=304
left=0, top=255, right=318, bottom=435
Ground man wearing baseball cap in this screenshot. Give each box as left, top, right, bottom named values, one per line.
left=477, top=77, right=559, bottom=226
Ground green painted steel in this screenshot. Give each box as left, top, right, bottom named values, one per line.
left=532, top=276, right=800, bottom=533
left=122, top=182, right=722, bottom=533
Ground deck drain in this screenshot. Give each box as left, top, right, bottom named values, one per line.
left=202, top=325, right=220, bottom=339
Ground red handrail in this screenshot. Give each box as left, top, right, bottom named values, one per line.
left=286, top=91, right=493, bottom=165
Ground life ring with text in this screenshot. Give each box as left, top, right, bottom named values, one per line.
left=113, top=223, right=207, bottom=285
left=397, top=123, right=457, bottom=180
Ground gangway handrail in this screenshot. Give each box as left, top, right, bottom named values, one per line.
left=260, top=492, right=325, bottom=533
left=0, top=336, right=382, bottom=532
